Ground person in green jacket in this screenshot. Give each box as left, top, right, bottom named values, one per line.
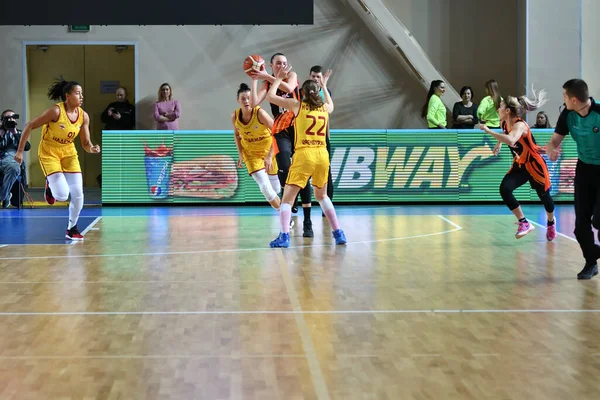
left=477, top=79, right=503, bottom=129
left=421, top=80, right=447, bottom=129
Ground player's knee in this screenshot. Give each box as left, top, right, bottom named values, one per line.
left=317, top=196, right=333, bottom=211
left=269, top=175, right=281, bottom=193
left=50, top=185, right=69, bottom=201
left=258, top=181, right=277, bottom=201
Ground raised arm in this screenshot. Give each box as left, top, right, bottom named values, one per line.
left=250, top=79, right=268, bottom=108
left=321, top=69, right=334, bottom=113
left=265, top=66, right=301, bottom=116
left=251, top=69, right=298, bottom=94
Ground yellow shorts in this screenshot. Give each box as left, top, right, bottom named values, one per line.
left=286, top=147, right=329, bottom=189
left=39, top=153, right=81, bottom=176
left=245, top=153, right=278, bottom=175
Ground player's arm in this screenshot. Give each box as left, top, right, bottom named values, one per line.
left=79, top=111, right=101, bottom=153
left=481, top=121, right=525, bottom=146
left=252, top=69, right=298, bottom=94
left=546, top=108, right=569, bottom=161
left=257, top=108, right=274, bottom=130
left=321, top=69, right=334, bottom=113
left=266, top=72, right=301, bottom=116
left=250, top=79, right=268, bottom=108
left=231, top=112, right=244, bottom=166
left=13, top=106, right=60, bottom=163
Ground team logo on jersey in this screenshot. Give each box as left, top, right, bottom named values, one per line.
left=593, top=126, right=599, bottom=133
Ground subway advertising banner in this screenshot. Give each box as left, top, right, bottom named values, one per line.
left=101, top=129, right=576, bottom=204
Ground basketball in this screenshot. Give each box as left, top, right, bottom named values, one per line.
left=243, top=54, right=265, bottom=76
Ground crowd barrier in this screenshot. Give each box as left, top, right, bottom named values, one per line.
left=101, top=129, right=576, bottom=204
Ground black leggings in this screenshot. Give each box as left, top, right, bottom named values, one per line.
left=274, top=128, right=312, bottom=204
left=499, top=162, right=555, bottom=213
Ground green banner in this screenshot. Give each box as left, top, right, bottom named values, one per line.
left=101, top=129, right=577, bottom=204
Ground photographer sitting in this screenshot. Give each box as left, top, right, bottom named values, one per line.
left=0, top=109, right=30, bottom=208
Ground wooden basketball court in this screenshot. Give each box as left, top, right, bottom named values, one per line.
left=1, top=204, right=599, bottom=399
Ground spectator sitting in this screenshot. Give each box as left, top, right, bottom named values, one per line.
left=0, top=109, right=30, bottom=208
left=533, top=111, right=552, bottom=128
left=154, top=83, right=181, bottom=130
left=452, top=86, right=478, bottom=129
left=100, top=86, right=135, bottom=130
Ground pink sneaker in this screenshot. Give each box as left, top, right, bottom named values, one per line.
left=546, top=221, right=556, bottom=241
left=515, top=221, right=535, bottom=239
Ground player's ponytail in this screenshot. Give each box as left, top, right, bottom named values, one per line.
left=518, top=87, right=548, bottom=113
left=506, top=87, right=548, bottom=117
left=47, top=76, right=80, bottom=101
left=237, top=83, right=251, bottom=97
left=301, top=80, right=324, bottom=110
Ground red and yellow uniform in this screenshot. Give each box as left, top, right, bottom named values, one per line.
left=286, top=101, right=330, bottom=188
left=38, top=102, right=83, bottom=176
left=234, top=106, right=278, bottom=175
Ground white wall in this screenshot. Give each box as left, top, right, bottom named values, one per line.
left=0, top=0, right=522, bottom=131
left=381, top=0, right=520, bottom=104
left=526, top=0, right=582, bottom=126
left=583, top=0, right=600, bottom=98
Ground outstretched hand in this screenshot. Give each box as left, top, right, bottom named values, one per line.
left=321, top=69, right=332, bottom=87
left=275, top=64, right=292, bottom=80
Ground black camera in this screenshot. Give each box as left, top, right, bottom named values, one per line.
left=1, top=113, right=19, bottom=130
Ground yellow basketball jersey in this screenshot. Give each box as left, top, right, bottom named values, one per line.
left=39, top=102, right=84, bottom=157
left=234, top=106, right=272, bottom=155
left=294, top=101, right=328, bottom=150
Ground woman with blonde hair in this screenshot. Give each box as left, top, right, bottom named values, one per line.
left=480, top=88, right=556, bottom=241
left=153, top=83, right=181, bottom=130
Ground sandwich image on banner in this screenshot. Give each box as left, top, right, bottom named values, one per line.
left=169, top=155, right=238, bottom=199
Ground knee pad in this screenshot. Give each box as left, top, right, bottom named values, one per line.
left=252, top=171, right=277, bottom=202
left=269, top=175, right=281, bottom=194
left=318, top=196, right=333, bottom=213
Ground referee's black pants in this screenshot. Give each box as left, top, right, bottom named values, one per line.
left=573, top=159, right=600, bottom=264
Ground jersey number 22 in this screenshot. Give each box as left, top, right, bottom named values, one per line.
left=305, top=115, right=326, bottom=136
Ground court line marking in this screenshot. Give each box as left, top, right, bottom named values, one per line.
left=529, top=221, right=578, bottom=243
left=0, top=215, right=462, bottom=260
left=0, top=354, right=444, bottom=360
left=276, top=252, right=330, bottom=400
left=69, top=216, right=102, bottom=246
left=1, top=309, right=600, bottom=316
left=0, top=204, right=510, bottom=219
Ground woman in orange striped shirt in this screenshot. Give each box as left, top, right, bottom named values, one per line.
left=480, top=89, right=557, bottom=241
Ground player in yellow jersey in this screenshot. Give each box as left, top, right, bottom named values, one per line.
left=265, top=66, right=346, bottom=248
left=14, top=77, right=101, bottom=240
left=232, top=83, right=281, bottom=210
